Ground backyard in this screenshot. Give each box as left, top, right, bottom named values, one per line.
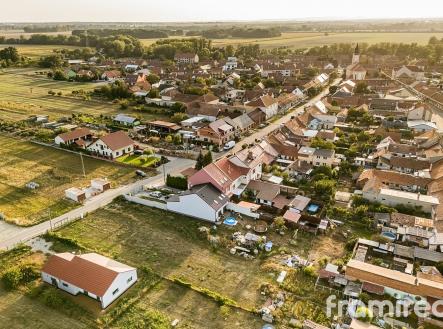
left=116, top=154, right=160, bottom=168
left=0, top=135, right=136, bottom=226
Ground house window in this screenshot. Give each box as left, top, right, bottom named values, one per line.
left=62, top=282, right=68, bottom=287
left=112, top=288, right=119, bottom=295
left=127, top=277, right=133, bottom=284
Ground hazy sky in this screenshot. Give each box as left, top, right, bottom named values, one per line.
left=1, top=0, right=443, bottom=22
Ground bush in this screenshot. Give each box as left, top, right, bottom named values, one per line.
left=2, top=267, right=22, bottom=290
left=166, top=174, right=188, bottom=190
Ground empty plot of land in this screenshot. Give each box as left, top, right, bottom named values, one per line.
left=0, top=69, right=167, bottom=122
left=0, top=135, right=135, bottom=226
left=0, top=44, right=80, bottom=58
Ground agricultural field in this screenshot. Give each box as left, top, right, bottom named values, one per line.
left=141, top=32, right=443, bottom=49
left=0, top=44, right=80, bottom=58
left=0, top=68, right=168, bottom=122
left=0, top=135, right=135, bottom=226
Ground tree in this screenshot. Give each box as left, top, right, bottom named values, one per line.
left=195, top=151, right=205, bottom=170
left=171, top=112, right=188, bottom=123
left=0, top=46, right=19, bottom=62
left=38, top=55, right=65, bottom=68
left=148, top=88, right=160, bottom=98
left=354, top=82, right=370, bottom=94
left=203, top=150, right=213, bottom=167
left=53, top=70, right=67, bottom=81
left=147, top=73, right=160, bottom=84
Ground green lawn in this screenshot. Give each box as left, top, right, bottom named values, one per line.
left=0, top=135, right=136, bottom=226
left=116, top=154, right=160, bottom=168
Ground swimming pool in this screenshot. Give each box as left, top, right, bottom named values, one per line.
left=223, top=217, right=238, bottom=226
left=307, top=203, right=320, bottom=213
left=381, top=231, right=396, bottom=241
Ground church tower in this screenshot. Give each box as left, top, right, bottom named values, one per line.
left=352, top=43, right=360, bottom=64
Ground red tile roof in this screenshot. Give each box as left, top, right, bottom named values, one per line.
left=57, top=128, right=91, bottom=142
left=100, top=131, right=134, bottom=151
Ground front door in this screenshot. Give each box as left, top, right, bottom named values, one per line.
left=51, top=278, right=57, bottom=286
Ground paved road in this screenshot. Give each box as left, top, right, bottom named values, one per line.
left=0, top=157, right=195, bottom=250
left=220, top=78, right=342, bottom=156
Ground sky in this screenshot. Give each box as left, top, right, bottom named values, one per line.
left=1, top=0, right=443, bottom=22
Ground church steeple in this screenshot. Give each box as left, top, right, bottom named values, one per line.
left=352, top=43, right=360, bottom=64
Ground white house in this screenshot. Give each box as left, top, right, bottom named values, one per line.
left=55, top=128, right=92, bottom=146
left=42, top=252, right=137, bottom=309
left=222, top=57, right=238, bottom=71
left=113, top=114, right=140, bottom=127
left=407, top=120, right=437, bottom=133
left=298, top=147, right=337, bottom=167
left=392, top=65, right=425, bottom=81
left=362, top=187, right=439, bottom=217
left=174, top=53, right=199, bottom=64
left=65, top=187, right=86, bottom=203
left=166, top=184, right=229, bottom=222
left=87, top=131, right=135, bottom=159
left=246, top=95, right=279, bottom=119
left=407, top=104, right=433, bottom=122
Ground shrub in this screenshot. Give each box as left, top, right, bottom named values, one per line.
left=303, top=265, right=317, bottom=278
left=2, top=267, right=22, bottom=290
left=166, top=174, right=188, bottom=190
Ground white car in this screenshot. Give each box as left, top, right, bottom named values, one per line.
left=224, top=141, right=236, bottom=150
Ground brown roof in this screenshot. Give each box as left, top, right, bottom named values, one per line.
left=42, top=253, right=133, bottom=297
left=247, top=95, right=277, bottom=108
left=390, top=156, right=430, bottom=170
left=100, top=131, right=134, bottom=151
left=283, top=210, right=301, bottom=223
left=57, top=128, right=92, bottom=142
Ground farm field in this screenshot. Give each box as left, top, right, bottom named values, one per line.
left=0, top=135, right=135, bottom=226
left=0, top=44, right=80, bottom=58
left=0, top=68, right=168, bottom=122
left=141, top=32, right=443, bottom=49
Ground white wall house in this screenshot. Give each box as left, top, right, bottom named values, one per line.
left=392, top=65, right=425, bottom=81
left=87, top=131, right=134, bottom=159
left=362, top=187, right=439, bottom=217
left=166, top=184, right=229, bottom=222
left=42, top=253, right=137, bottom=309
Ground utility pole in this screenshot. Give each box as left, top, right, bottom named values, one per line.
left=80, top=152, right=86, bottom=177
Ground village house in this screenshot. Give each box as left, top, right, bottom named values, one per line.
left=101, top=70, right=122, bottom=82
left=174, top=52, right=199, bottom=64
left=166, top=183, right=229, bottom=222
left=357, top=169, right=431, bottom=193
left=87, top=131, right=135, bottom=159
left=54, top=128, right=92, bottom=146
left=245, top=95, right=279, bottom=119
left=361, top=183, right=439, bottom=216
left=297, top=146, right=337, bottom=167
left=42, top=252, right=137, bottom=309
left=392, top=65, right=425, bottom=81
left=113, top=114, right=140, bottom=127
left=196, top=119, right=235, bottom=146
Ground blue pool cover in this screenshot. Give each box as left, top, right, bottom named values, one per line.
left=307, top=204, right=319, bottom=213
left=223, top=217, right=238, bottom=226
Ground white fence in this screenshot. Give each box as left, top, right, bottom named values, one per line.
left=124, top=194, right=167, bottom=210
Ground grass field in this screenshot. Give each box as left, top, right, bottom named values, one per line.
left=0, top=198, right=343, bottom=327
left=0, top=44, right=80, bottom=58
left=141, top=32, right=443, bottom=49
left=0, top=68, right=168, bottom=122
left=0, top=135, right=135, bottom=226
left=116, top=154, right=160, bottom=168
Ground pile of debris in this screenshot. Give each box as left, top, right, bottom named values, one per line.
left=259, top=291, right=286, bottom=323
left=281, top=254, right=312, bottom=268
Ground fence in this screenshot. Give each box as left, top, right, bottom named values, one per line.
left=124, top=194, right=167, bottom=210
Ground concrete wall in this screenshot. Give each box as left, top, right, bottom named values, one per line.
left=124, top=194, right=167, bottom=210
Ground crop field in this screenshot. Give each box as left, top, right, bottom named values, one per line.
left=0, top=69, right=168, bottom=122
left=141, top=32, right=443, bottom=49
left=0, top=44, right=80, bottom=58
left=0, top=135, right=135, bottom=226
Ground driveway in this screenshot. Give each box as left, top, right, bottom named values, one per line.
left=0, top=156, right=195, bottom=250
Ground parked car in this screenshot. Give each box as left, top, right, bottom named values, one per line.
left=135, top=170, right=147, bottom=177
left=224, top=141, right=236, bottom=150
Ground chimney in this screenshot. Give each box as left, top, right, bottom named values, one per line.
left=248, top=151, right=254, bottom=160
